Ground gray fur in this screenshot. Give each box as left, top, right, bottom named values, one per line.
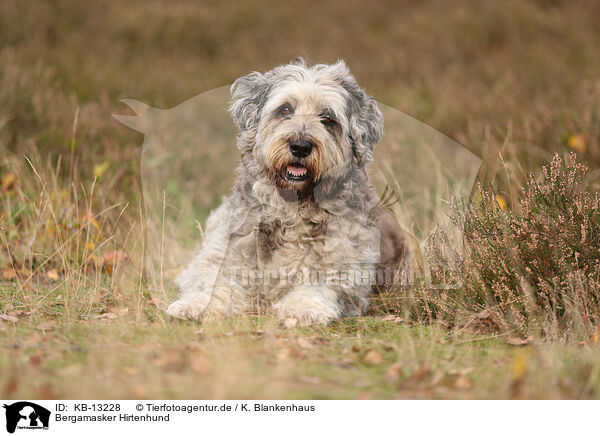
left=166, top=59, right=389, bottom=327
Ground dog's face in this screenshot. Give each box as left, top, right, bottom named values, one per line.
left=230, top=59, right=383, bottom=201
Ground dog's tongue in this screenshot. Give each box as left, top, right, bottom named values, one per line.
left=287, top=165, right=307, bottom=176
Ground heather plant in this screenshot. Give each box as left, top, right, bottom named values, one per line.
left=399, top=153, right=600, bottom=341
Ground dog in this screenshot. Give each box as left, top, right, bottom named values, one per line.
left=166, top=58, right=407, bottom=327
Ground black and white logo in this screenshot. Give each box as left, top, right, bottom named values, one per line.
left=2, top=402, right=50, bottom=434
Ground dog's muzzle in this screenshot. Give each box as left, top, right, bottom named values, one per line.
left=282, top=138, right=313, bottom=183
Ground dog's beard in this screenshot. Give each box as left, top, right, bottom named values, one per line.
left=269, top=159, right=316, bottom=202
left=263, top=138, right=324, bottom=202
left=255, top=129, right=354, bottom=203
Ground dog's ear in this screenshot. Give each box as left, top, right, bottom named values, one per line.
left=229, top=72, right=271, bottom=133
left=341, top=70, right=383, bottom=167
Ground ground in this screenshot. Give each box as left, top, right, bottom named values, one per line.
left=2, top=307, right=600, bottom=399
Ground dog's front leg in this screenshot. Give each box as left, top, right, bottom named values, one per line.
left=273, top=285, right=343, bottom=328
left=166, top=204, right=248, bottom=321
left=166, top=248, right=235, bottom=321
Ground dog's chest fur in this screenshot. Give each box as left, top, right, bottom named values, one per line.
left=255, top=202, right=329, bottom=264
left=223, top=176, right=380, bottom=305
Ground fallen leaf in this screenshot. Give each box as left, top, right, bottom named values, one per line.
left=37, top=320, right=56, bottom=331
left=29, top=349, right=45, bottom=367
left=93, top=161, right=110, bottom=178
left=449, top=367, right=475, bottom=376
left=511, top=351, right=529, bottom=381
left=22, top=332, right=43, bottom=347
left=276, top=348, right=291, bottom=360
left=363, top=349, right=383, bottom=365
left=341, top=357, right=354, bottom=366
left=454, top=375, right=474, bottom=390
left=46, top=269, right=59, bottom=281
left=381, top=314, right=403, bottom=323
left=95, top=312, right=118, bottom=320
left=1, top=173, right=17, bottom=191
left=507, top=336, right=534, bottom=346
left=190, top=354, right=211, bottom=374
left=2, top=269, right=17, bottom=281
left=153, top=350, right=186, bottom=372
left=567, top=133, right=587, bottom=153
left=147, top=297, right=162, bottom=306
left=128, top=383, right=149, bottom=399
left=0, top=314, right=19, bottom=323
left=411, top=365, right=431, bottom=381
left=103, top=250, right=129, bottom=274
left=82, top=213, right=101, bottom=231
left=104, top=250, right=127, bottom=263
left=429, top=369, right=445, bottom=387
left=383, top=362, right=403, bottom=382
left=496, top=194, right=508, bottom=211
left=56, top=364, right=83, bottom=378
left=296, top=337, right=313, bottom=349
left=311, top=336, right=330, bottom=345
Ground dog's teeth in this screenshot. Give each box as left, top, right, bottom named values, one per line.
left=286, top=165, right=307, bottom=177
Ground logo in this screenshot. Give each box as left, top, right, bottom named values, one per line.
left=2, top=402, right=50, bottom=434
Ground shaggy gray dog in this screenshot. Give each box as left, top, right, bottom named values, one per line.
left=166, top=59, right=406, bottom=327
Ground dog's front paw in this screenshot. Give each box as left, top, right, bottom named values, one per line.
left=275, top=287, right=342, bottom=328
left=278, top=312, right=334, bottom=329
left=166, top=298, right=209, bottom=321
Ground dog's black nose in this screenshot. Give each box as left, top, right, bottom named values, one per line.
left=289, top=139, right=313, bottom=158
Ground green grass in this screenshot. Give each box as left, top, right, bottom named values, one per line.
left=2, top=304, right=600, bottom=399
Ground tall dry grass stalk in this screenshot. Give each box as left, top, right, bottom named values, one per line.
left=0, top=141, right=147, bottom=323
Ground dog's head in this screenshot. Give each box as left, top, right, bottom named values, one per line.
left=230, top=58, right=383, bottom=201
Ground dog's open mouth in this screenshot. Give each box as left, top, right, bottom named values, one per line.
left=284, top=164, right=309, bottom=182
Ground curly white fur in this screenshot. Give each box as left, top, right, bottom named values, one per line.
left=167, top=59, right=389, bottom=326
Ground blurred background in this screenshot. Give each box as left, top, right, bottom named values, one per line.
left=2, top=0, right=599, bottom=181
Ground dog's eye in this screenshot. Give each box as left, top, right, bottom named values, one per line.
left=278, top=105, right=293, bottom=116
left=320, top=112, right=336, bottom=125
